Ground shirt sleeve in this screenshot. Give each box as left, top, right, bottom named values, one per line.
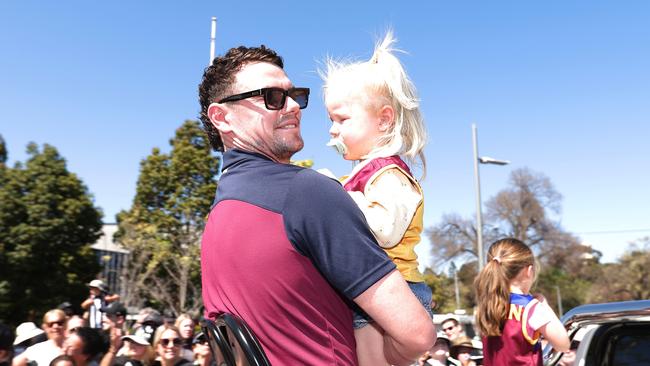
left=348, top=168, right=422, bottom=248
left=283, top=169, right=396, bottom=300
left=528, top=299, right=556, bottom=330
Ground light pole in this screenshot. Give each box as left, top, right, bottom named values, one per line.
left=209, top=17, right=217, bottom=66
left=555, top=285, right=564, bottom=316
left=472, top=124, right=510, bottom=272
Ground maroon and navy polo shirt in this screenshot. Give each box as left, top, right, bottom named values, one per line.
left=201, top=149, right=395, bottom=365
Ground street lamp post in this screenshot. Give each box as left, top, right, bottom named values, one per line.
left=472, top=124, right=510, bottom=272
left=209, top=17, right=217, bottom=66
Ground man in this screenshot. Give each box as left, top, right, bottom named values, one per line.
left=0, top=323, right=14, bottom=366
left=198, top=45, right=434, bottom=365
left=13, top=309, right=66, bottom=366
left=440, top=317, right=465, bottom=340
left=101, top=302, right=127, bottom=332
left=64, top=328, right=106, bottom=366
left=81, top=280, right=120, bottom=329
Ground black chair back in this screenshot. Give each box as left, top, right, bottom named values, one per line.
left=202, top=313, right=271, bottom=366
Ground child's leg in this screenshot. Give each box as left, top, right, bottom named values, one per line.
left=355, top=322, right=389, bottom=366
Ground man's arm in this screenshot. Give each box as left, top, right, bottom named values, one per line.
left=354, top=270, right=435, bottom=366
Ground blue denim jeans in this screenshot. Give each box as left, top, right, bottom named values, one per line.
left=353, top=281, right=433, bottom=329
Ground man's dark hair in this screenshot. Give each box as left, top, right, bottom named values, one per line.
left=198, top=45, right=284, bottom=151
left=74, top=328, right=107, bottom=361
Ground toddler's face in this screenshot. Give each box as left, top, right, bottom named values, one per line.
left=325, top=88, right=385, bottom=161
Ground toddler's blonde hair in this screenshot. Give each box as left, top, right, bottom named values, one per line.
left=321, top=30, right=427, bottom=175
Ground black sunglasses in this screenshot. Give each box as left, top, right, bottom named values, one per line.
left=218, top=87, right=309, bottom=110
left=47, top=320, right=65, bottom=328
left=160, top=337, right=180, bottom=347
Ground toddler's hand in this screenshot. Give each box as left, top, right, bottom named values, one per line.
left=316, top=168, right=338, bottom=180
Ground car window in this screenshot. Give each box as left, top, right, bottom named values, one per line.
left=611, top=334, right=650, bottom=365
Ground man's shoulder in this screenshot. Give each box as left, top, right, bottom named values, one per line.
left=291, top=167, right=344, bottom=191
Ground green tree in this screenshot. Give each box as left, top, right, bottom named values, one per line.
left=117, top=120, right=219, bottom=315
left=588, top=237, right=650, bottom=303
left=0, top=134, right=7, bottom=166
left=0, top=143, right=102, bottom=324
left=422, top=267, right=455, bottom=314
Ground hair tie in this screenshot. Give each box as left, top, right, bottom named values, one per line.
left=492, top=256, right=501, bottom=264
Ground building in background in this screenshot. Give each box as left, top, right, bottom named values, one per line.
left=91, top=224, right=128, bottom=298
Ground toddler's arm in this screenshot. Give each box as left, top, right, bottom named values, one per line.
left=348, top=168, right=422, bottom=248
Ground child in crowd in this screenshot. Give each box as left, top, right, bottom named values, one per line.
left=321, top=30, right=432, bottom=366
left=474, top=238, right=570, bottom=365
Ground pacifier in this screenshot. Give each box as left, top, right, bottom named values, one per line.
left=326, top=137, right=348, bottom=156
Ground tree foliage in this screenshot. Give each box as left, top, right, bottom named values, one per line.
left=588, top=238, right=650, bottom=303
left=116, top=120, right=218, bottom=315
left=0, top=134, right=7, bottom=166
left=422, top=267, right=455, bottom=314
left=0, top=143, right=102, bottom=324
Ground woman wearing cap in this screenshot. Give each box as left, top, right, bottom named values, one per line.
left=114, top=335, right=154, bottom=366
left=449, top=336, right=478, bottom=366
left=152, top=326, right=192, bottom=366
left=190, top=334, right=211, bottom=366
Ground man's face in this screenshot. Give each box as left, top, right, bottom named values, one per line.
left=43, top=313, right=66, bottom=342
left=211, top=62, right=304, bottom=163
left=442, top=321, right=461, bottom=339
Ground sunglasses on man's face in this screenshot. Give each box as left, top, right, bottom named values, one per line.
left=160, top=337, right=180, bottom=347
left=217, top=87, right=309, bottom=110
left=47, top=320, right=65, bottom=328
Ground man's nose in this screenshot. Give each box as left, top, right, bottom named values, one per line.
left=284, top=94, right=300, bottom=113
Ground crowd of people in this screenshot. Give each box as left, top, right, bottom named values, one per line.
left=0, top=280, right=211, bottom=366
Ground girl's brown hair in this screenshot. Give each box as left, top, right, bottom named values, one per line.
left=473, top=238, right=535, bottom=336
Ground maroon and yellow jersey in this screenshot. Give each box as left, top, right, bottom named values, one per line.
left=483, top=293, right=552, bottom=366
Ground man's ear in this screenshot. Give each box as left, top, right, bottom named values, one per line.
left=207, top=103, right=233, bottom=133
left=378, top=104, right=395, bottom=132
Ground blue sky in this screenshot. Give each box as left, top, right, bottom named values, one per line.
left=2, top=1, right=649, bottom=267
